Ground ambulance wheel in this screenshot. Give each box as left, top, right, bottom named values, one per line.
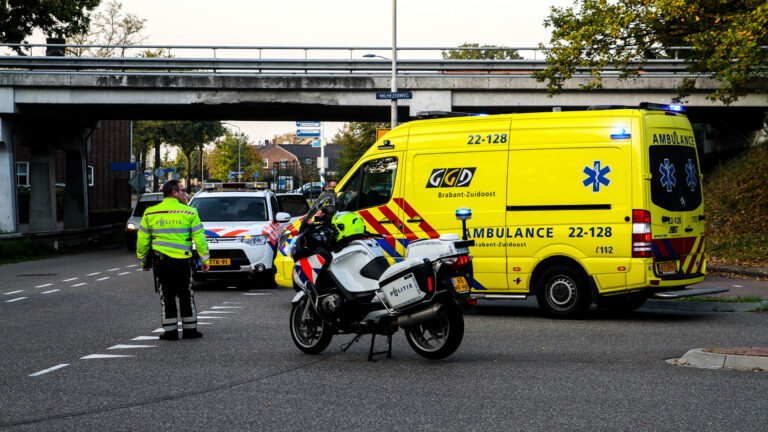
left=290, top=297, right=333, bottom=354
left=536, top=265, right=591, bottom=318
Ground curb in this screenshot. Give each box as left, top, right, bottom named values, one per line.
left=667, top=348, right=768, bottom=371
left=645, top=299, right=768, bottom=312
left=708, top=264, right=768, bottom=279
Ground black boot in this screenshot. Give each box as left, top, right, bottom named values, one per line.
left=159, top=330, right=179, bottom=341
left=183, top=329, right=203, bottom=339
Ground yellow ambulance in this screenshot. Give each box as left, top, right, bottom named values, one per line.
left=278, top=104, right=723, bottom=317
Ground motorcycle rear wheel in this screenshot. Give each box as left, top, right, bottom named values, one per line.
left=290, top=298, right=333, bottom=354
left=404, top=303, right=464, bottom=360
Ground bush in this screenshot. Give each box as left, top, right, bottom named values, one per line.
left=0, top=238, right=59, bottom=263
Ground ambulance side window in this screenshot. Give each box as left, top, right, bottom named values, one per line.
left=337, top=157, right=397, bottom=211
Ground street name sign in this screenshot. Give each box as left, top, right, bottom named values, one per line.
left=297, top=129, right=321, bottom=137
left=376, top=91, right=413, bottom=100
left=296, top=121, right=320, bottom=127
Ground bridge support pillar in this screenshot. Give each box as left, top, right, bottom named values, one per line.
left=28, top=143, right=58, bottom=232
left=0, top=116, right=18, bottom=233
left=63, top=144, right=89, bottom=229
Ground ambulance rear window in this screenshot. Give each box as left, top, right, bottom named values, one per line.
left=649, top=145, right=702, bottom=211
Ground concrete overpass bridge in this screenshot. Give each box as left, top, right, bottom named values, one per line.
left=1, top=44, right=766, bottom=233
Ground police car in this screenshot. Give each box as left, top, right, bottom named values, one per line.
left=188, top=182, right=306, bottom=288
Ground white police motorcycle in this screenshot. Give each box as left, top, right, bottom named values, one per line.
left=289, top=192, right=475, bottom=360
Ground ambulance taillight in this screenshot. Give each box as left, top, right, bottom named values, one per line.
left=632, top=210, right=652, bottom=258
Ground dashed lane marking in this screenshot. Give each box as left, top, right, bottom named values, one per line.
left=81, top=354, right=133, bottom=359
left=87, top=272, right=101, bottom=276
left=108, top=344, right=156, bottom=349
left=198, top=311, right=234, bottom=314
left=71, top=283, right=87, bottom=287
left=211, top=306, right=244, bottom=309
left=196, top=316, right=225, bottom=319
left=223, top=301, right=244, bottom=304
left=243, top=293, right=269, bottom=296
left=135, top=269, right=144, bottom=272
left=733, top=284, right=743, bottom=288
left=132, top=336, right=159, bottom=341
left=5, top=297, right=27, bottom=303
left=3, top=290, right=23, bottom=295
left=118, top=272, right=130, bottom=276
left=96, top=277, right=110, bottom=281
left=62, top=278, right=78, bottom=282
left=127, top=264, right=138, bottom=268
left=29, top=364, right=69, bottom=377
left=35, top=283, right=52, bottom=288
left=107, top=268, right=121, bottom=272
left=42, top=289, right=60, bottom=294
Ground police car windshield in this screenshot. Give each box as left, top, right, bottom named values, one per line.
left=133, top=198, right=162, bottom=217
left=190, top=197, right=268, bottom=222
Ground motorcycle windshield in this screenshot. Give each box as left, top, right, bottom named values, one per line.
left=298, top=191, right=337, bottom=235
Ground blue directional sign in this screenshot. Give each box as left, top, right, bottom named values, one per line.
left=297, top=129, right=321, bottom=137
left=110, top=162, right=137, bottom=171
left=312, top=139, right=322, bottom=148
left=253, top=172, right=260, bottom=178
left=376, top=91, right=413, bottom=100
left=296, top=121, right=320, bottom=127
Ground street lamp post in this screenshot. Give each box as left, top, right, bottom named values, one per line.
left=363, top=0, right=398, bottom=128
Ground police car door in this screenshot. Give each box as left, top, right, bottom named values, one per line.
left=336, top=153, right=405, bottom=262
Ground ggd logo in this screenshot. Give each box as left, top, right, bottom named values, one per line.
left=426, top=168, right=476, bottom=188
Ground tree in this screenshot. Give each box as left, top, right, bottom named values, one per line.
left=163, top=121, right=226, bottom=188
left=442, top=43, right=522, bottom=60
left=271, top=131, right=296, bottom=144
left=133, top=120, right=166, bottom=191
left=206, top=132, right=261, bottom=182
left=334, top=122, right=389, bottom=178
left=0, top=0, right=100, bottom=52
left=533, top=0, right=768, bottom=105
left=67, top=0, right=146, bottom=57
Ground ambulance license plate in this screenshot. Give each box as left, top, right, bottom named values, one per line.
left=451, top=277, right=470, bottom=293
left=209, top=259, right=230, bottom=266
left=657, top=261, right=678, bottom=274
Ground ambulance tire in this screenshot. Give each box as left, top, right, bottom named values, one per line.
left=536, top=265, right=591, bottom=318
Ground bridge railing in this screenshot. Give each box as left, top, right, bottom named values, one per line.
left=0, top=44, right=708, bottom=76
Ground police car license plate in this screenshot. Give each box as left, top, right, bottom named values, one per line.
left=451, top=277, right=470, bottom=293
left=209, top=258, right=230, bottom=266
left=657, top=261, right=678, bottom=274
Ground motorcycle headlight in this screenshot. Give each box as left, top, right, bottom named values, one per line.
left=240, top=234, right=268, bottom=246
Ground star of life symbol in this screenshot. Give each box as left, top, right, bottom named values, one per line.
left=582, top=160, right=611, bottom=192
left=685, top=159, right=697, bottom=191
left=660, top=159, right=676, bottom=192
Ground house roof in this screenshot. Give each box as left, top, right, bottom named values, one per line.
left=269, top=143, right=343, bottom=171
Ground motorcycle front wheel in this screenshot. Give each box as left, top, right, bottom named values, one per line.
left=404, top=303, right=464, bottom=360
left=289, top=298, right=333, bottom=354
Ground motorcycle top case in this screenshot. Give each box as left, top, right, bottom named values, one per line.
left=378, top=258, right=434, bottom=310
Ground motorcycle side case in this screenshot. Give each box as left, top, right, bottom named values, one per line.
left=378, top=258, right=434, bottom=310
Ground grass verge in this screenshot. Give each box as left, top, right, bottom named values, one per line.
left=678, top=296, right=764, bottom=303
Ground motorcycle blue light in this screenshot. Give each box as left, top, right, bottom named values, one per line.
left=456, top=208, right=472, bottom=220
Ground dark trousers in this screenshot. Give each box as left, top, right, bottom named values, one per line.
left=156, top=255, right=197, bottom=332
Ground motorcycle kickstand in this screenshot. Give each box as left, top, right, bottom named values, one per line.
left=367, top=334, right=393, bottom=362
left=340, top=334, right=363, bottom=352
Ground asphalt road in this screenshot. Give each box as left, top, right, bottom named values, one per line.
left=1, top=247, right=767, bottom=431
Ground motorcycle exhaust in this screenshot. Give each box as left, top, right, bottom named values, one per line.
left=394, top=303, right=446, bottom=329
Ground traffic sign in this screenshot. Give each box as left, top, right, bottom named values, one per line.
left=110, top=162, right=137, bottom=171
left=253, top=172, right=260, bottom=178
left=297, top=129, right=321, bottom=137
left=312, top=139, right=323, bottom=148
left=376, top=91, right=413, bottom=100
left=296, top=121, right=320, bottom=127
left=128, top=173, right=147, bottom=192
left=153, top=168, right=165, bottom=178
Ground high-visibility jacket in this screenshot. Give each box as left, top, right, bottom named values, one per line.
left=136, top=197, right=210, bottom=266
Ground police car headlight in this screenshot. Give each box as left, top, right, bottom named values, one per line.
left=241, top=234, right=268, bottom=245
left=126, top=222, right=137, bottom=231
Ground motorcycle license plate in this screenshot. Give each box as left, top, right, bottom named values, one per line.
left=209, top=258, right=231, bottom=266
left=657, top=261, right=678, bottom=274
left=451, top=277, right=470, bottom=293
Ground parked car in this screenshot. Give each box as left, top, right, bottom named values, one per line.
left=294, top=182, right=324, bottom=199
left=125, top=192, right=164, bottom=250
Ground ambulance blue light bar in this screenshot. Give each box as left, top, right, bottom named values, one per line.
left=639, top=102, right=685, bottom=112
left=456, top=208, right=472, bottom=220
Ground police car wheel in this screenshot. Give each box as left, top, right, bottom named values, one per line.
left=536, top=265, right=591, bottom=318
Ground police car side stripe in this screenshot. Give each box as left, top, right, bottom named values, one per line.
left=153, top=241, right=192, bottom=251
left=506, top=204, right=611, bottom=211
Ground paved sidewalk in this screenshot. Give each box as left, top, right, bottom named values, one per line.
left=668, top=348, right=768, bottom=372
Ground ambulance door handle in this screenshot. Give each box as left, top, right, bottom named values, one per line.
left=398, top=222, right=404, bottom=231
left=407, top=218, right=423, bottom=223
left=378, top=220, right=394, bottom=224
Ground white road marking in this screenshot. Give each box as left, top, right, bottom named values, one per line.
left=3, top=290, right=23, bottom=295
left=734, top=284, right=743, bottom=288
left=132, top=336, right=159, bottom=340
left=87, top=272, right=101, bottom=276
left=243, top=293, right=269, bottom=296
left=199, top=311, right=234, bottom=314
left=135, top=269, right=144, bottom=272
left=96, top=277, right=110, bottom=281
left=127, top=264, right=138, bottom=268
left=197, top=316, right=225, bottom=319
left=5, top=297, right=27, bottom=303
left=108, top=344, right=156, bottom=349
left=71, top=283, right=87, bottom=287
left=29, top=364, right=69, bottom=377
left=118, top=272, right=130, bottom=276
left=42, top=289, right=61, bottom=294
left=212, top=306, right=244, bottom=309
left=107, top=268, right=121, bottom=272
left=35, top=283, right=52, bottom=288
left=197, top=322, right=212, bottom=325
left=81, top=354, right=134, bottom=359
left=63, top=278, right=78, bottom=282
left=223, top=301, right=244, bottom=304
left=152, top=328, right=165, bottom=333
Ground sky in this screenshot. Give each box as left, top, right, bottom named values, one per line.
left=41, top=0, right=575, bottom=143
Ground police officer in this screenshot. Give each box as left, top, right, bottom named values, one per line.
left=137, top=180, right=210, bottom=341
